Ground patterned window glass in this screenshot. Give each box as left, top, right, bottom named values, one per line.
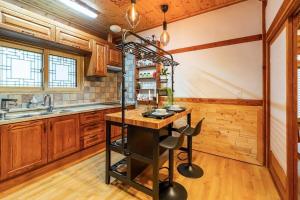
left=48, top=55, right=77, bottom=88
left=0, top=46, right=43, bottom=87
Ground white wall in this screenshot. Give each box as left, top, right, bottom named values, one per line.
left=266, top=0, right=284, bottom=31
left=270, top=27, right=287, bottom=174
left=137, top=0, right=263, bottom=99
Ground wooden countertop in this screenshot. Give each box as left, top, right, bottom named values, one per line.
left=105, top=108, right=192, bottom=129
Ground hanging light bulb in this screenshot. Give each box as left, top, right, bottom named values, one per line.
left=160, top=4, right=170, bottom=46
left=160, top=21, right=170, bottom=46
left=126, top=0, right=140, bottom=29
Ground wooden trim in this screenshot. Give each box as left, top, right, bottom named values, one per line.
left=167, top=34, right=262, bottom=55
left=0, top=143, right=105, bottom=193
left=269, top=151, right=287, bottom=199
left=266, top=0, right=300, bottom=43
left=286, top=13, right=300, bottom=200
left=265, top=1, right=300, bottom=199
left=162, top=97, right=263, bottom=106
left=262, top=0, right=267, bottom=167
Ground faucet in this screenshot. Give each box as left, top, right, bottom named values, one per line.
left=1, top=98, right=18, bottom=111
left=0, top=98, right=18, bottom=120
left=42, top=94, right=53, bottom=112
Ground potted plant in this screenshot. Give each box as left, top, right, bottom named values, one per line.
left=160, top=67, right=169, bottom=81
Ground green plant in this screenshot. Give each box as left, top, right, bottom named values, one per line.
left=166, top=87, right=173, bottom=106
left=161, top=67, right=169, bottom=76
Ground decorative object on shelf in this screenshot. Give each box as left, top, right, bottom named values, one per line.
left=160, top=67, right=169, bottom=81
left=160, top=4, right=170, bottom=46
left=126, top=0, right=140, bottom=29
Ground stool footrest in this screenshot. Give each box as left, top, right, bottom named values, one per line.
left=179, top=147, right=188, bottom=152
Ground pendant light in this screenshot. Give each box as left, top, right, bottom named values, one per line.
left=126, top=0, right=140, bottom=29
left=160, top=4, right=170, bottom=46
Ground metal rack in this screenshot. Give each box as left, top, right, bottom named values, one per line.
left=118, top=30, right=179, bottom=155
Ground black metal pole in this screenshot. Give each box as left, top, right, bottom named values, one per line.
left=121, top=33, right=126, bottom=155
left=171, top=63, right=174, bottom=105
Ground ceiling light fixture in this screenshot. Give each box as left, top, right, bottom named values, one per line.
left=110, top=25, right=122, bottom=33
left=125, top=0, right=140, bottom=29
left=58, top=0, right=98, bottom=18
left=160, top=4, right=170, bottom=46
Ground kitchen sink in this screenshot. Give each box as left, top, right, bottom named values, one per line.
left=3, top=109, right=73, bottom=120
left=4, top=114, right=35, bottom=120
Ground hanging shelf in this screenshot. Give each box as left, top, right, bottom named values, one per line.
left=116, top=42, right=179, bottom=67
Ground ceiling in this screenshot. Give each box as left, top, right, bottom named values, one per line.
left=3, top=0, right=246, bottom=39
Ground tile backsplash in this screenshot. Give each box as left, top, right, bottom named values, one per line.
left=0, top=73, right=120, bottom=109
left=0, top=54, right=136, bottom=109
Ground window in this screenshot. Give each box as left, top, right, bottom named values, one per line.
left=0, top=44, right=43, bottom=88
left=48, top=55, right=77, bottom=88
left=0, top=41, right=83, bottom=92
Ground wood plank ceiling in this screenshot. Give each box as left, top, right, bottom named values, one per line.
left=3, top=0, right=245, bottom=39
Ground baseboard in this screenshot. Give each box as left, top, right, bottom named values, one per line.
left=269, top=151, right=287, bottom=199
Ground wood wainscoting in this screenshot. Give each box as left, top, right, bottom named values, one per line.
left=169, top=98, right=264, bottom=165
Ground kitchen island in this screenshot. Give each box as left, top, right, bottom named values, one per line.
left=105, top=108, right=192, bottom=200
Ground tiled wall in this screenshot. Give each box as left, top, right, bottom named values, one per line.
left=0, top=54, right=136, bottom=109
left=0, top=73, right=120, bottom=108
left=124, top=54, right=135, bottom=103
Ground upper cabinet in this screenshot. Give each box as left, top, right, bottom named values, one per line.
left=0, top=7, right=55, bottom=41
left=86, top=40, right=107, bottom=77
left=55, top=27, right=92, bottom=51
left=108, top=45, right=122, bottom=67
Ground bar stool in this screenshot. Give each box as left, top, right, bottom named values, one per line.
left=177, top=118, right=205, bottom=178
left=159, top=131, right=187, bottom=200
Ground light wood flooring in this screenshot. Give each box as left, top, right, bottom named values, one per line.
left=0, top=151, right=279, bottom=200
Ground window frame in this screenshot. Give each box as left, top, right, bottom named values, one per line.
left=0, top=40, right=83, bottom=93
left=44, top=50, right=83, bottom=93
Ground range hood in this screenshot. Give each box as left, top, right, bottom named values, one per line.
left=107, top=65, right=122, bottom=72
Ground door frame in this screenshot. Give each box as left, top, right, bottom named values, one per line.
left=287, top=12, right=299, bottom=200
left=264, top=1, right=300, bottom=199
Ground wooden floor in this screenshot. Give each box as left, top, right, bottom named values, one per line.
left=0, top=151, right=279, bottom=200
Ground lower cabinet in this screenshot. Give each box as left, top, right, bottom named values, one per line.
left=0, top=120, right=47, bottom=180
left=48, top=115, right=80, bottom=162
left=0, top=106, right=134, bottom=182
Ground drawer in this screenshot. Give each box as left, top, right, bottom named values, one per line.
left=80, top=111, right=104, bottom=125
left=81, top=122, right=104, bottom=137
left=81, top=133, right=104, bottom=149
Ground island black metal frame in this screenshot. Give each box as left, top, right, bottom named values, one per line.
left=105, top=30, right=180, bottom=200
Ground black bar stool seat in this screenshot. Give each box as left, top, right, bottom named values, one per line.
left=159, top=131, right=187, bottom=200
left=177, top=118, right=205, bottom=178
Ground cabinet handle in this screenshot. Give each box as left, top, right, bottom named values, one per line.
left=86, top=124, right=100, bottom=131
left=21, top=30, right=34, bottom=36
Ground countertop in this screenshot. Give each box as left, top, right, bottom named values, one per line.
left=0, top=103, right=134, bottom=126
left=105, top=108, right=192, bottom=129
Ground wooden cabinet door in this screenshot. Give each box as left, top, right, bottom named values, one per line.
left=94, top=42, right=107, bottom=76
left=108, top=48, right=122, bottom=67
left=0, top=120, right=47, bottom=180
left=0, top=7, right=55, bottom=41
left=55, top=27, right=91, bottom=51
left=86, top=40, right=107, bottom=76
left=48, top=115, right=80, bottom=162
